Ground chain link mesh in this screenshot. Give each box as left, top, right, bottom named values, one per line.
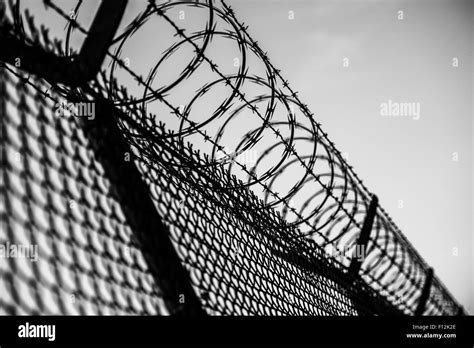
left=0, top=0, right=464, bottom=316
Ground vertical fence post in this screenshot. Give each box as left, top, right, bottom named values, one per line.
left=80, top=98, right=206, bottom=315
left=1, top=0, right=205, bottom=315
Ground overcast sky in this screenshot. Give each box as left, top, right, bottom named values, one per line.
left=228, top=0, right=473, bottom=311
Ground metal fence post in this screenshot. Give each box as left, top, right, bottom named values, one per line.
left=0, top=0, right=127, bottom=86
left=415, top=268, right=433, bottom=316
left=79, top=98, right=206, bottom=315
left=348, top=195, right=378, bottom=279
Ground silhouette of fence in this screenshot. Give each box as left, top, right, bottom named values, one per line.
left=0, top=0, right=464, bottom=315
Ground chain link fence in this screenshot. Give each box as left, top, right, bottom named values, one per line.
left=0, top=0, right=464, bottom=315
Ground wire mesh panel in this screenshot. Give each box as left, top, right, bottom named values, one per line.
left=0, top=65, right=367, bottom=316
left=0, top=69, right=170, bottom=315
left=0, top=0, right=464, bottom=316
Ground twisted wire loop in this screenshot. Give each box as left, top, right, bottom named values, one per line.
left=0, top=0, right=463, bottom=315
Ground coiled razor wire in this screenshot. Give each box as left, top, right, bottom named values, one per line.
left=0, top=0, right=463, bottom=315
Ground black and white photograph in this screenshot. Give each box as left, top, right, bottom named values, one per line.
left=0, top=0, right=472, bottom=345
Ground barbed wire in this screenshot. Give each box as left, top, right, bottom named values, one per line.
left=0, top=0, right=463, bottom=315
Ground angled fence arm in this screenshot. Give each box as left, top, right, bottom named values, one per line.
left=0, top=0, right=127, bottom=86
left=348, top=195, right=378, bottom=280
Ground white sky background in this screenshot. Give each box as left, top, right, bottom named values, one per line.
left=228, top=0, right=473, bottom=311
left=15, top=0, right=473, bottom=312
